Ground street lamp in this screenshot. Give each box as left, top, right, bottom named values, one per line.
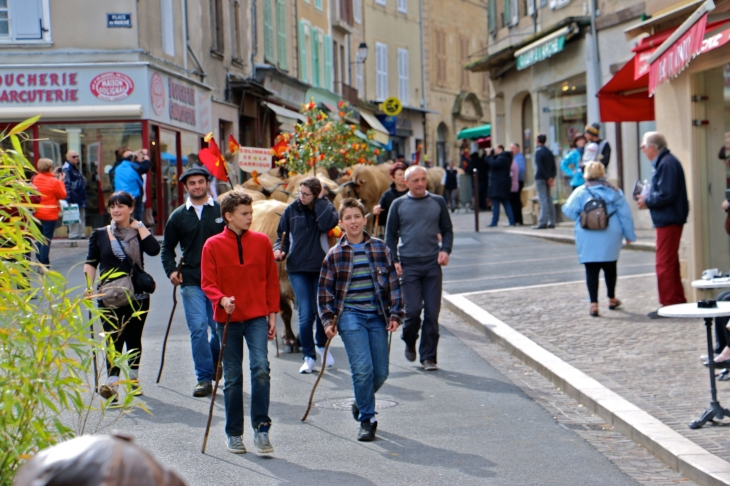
left=354, top=42, right=368, bottom=63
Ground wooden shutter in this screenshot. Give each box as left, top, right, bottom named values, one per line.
left=263, top=0, right=275, bottom=62
left=311, top=29, right=320, bottom=87
left=299, top=21, right=308, bottom=82
left=276, top=0, right=288, bottom=70
left=324, top=34, right=333, bottom=91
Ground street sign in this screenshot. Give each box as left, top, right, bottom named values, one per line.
left=107, top=14, right=132, bottom=28
left=381, top=97, right=403, bottom=116
left=238, top=146, right=273, bottom=173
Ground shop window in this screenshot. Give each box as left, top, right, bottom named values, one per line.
left=0, top=0, right=50, bottom=43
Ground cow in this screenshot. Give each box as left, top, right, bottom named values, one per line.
left=339, top=164, right=391, bottom=232
left=427, top=166, right=446, bottom=196
left=243, top=172, right=290, bottom=202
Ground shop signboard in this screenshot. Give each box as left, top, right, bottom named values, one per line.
left=516, top=35, right=565, bottom=70
left=146, top=69, right=213, bottom=135
left=237, top=146, right=273, bottom=173
left=649, top=13, right=707, bottom=95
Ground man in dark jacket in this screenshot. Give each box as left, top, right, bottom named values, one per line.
left=533, top=134, right=556, bottom=229
left=636, top=132, right=689, bottom=318
left=373, top=161, right=408, bottom=231
left=161, top=166, right=225, bottom=396
left=63, top=150, right=87, bottom=239
left=487, top=145, right=514, bottom=226
left=468, top=144, right=489, bottom=210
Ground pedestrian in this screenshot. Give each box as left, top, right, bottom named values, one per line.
left=273, top=177, right=339, bottom=374
left=561, top=135, right=587, bottom=192
left=84, top=191, right=160, bottom=399
left=160, top=166, right=225, bottom=397
left=385, top=166, right=453, bottom=371
left=63, top=150, right=87, bottom=239
left=201, top=191, right=279, bottom=455
left=487, top=145, right=515, bottom=227
left=109, top=145, right=130, bottom=190
left=510, top=143, right=526, bottom=225
left=532, top=134, right=557, bottom=229
left=114, top=149, right=151, bottom=222
left=373, top=161, right=408, bottom=230
left=509, top=155, right=520, bottom=224
left=562, top=162, right=636, bottom=317
left=472, top=144, right=489, bottom=211
left=318, top=198, right=404, bottom=441
left=584, top=122, right=611, bottom=167
left=441, top=161, right=459, bottom=212
left=31, top=159, right=66, bottom=267
left=636, top=131, right=689, bottom=318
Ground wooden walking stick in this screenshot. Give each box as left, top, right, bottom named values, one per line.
left=156, top=259, right=183, bottom=383
left=301, top=316, right=337, bottom=422
left=273, top=231, right=286, bottom=359
left=373, top=213, right=380, bottom=239
left=202, top=313, right=231, bottom=454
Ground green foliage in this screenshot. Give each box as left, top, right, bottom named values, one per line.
left=0, top=119, right=146, bottom=485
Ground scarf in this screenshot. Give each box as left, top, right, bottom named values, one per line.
left=111, top=221, right=142, bottom=268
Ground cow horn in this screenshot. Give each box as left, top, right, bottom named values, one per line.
left=333, top=180, right=358, bottom=194
left=261, top=181, right=286, bottom=197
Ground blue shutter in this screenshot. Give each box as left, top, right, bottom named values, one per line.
left=263, top=0, right=275, bottom=62
left=276, top=0, right=288, bottom=70
left=299, top=21, right=308, bottom=82
left=311, top=30, right=320, bottom=87
left=324, top=34, right=333, bottom=91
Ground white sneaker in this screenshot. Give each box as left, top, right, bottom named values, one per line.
left=299, top=356, right=316, bottom=374
left=316, top=346, right=335, bottom=368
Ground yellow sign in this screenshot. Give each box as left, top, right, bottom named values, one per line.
left=381, top=97, right=403, bottom=116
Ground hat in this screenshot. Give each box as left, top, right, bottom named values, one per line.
left=179, top=166, right=211, bottom=184
left=585, top=123, right=600, bottom=137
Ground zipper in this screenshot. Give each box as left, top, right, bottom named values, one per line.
left=236, top=233, right=244, bottom=264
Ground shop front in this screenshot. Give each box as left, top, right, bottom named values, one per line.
left=0, top=63, right=213, bottom=234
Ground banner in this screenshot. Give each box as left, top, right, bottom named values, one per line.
left=237, top=147, right=273, bottom=173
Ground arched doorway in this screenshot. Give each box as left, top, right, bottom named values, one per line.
left=437, top=122, right=448, bottom=167
left=522, top=94, right=534, bottom=183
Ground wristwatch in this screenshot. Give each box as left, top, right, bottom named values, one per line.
left=137, top=222, right=145, bottom=229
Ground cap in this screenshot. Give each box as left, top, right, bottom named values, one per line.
left=585, top=123, right=600, bottom=137
left=179, top=166, right=211, bottom=184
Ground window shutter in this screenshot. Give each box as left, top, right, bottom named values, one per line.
left=398, top=48, right=409, bottom=105
left=315, top=0, right=323, bottom=9
left=504, top=0, right=510, bottom=24
left=488, top=0, right=496, bottom=33
left=276, top=0, right=288, bottom=70
left=299, top=21, right=308, bottom=82
left=311, top=29, right=320, bottom=87
left=263, top=0, right=275, bottom=63
left=376, top=43, right=388, bottom=101
left=12, top=0, right=43, bottom=40
left=353, top=0, right=362, bottom=23
left=161, top=0, right=175, bottom=56
left=397, top=0, right=406, bottom=13
left=324, top=34, right=333, bottom=91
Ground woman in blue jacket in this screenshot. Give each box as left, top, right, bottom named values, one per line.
left=562, top=162, right=637, bottom=317
left=560, top=135, right=586, bottom=192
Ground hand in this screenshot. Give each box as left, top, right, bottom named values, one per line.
left=268, top=314, right=277, bottom=340
left=83, top=288, right=94, bottom=300
left=395, top=263, right=402, bottom=277
left=625, top=240, right=633, bottom=245
left=129, top=220, right=141, bottom=230
left=170, top=271, right=182, bottom=286
left=723, top=200, right=729, bottom=211
left=372, top=204, right=382, bottom=215
left=547, top=178, right=555, bottom=187
left=221, top=296, right=236, bottom=314
left=386, top=319, right=400, bottom=332
left=274, top=249, right=286, bottom=262
left=324, top=323, right=337, bottom=339
left=636, top=194, right=647, bottom=209
left=437, top=251, right=449, bottom=266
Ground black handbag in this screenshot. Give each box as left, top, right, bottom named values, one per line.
left=108, top=226, right=156, bottom=295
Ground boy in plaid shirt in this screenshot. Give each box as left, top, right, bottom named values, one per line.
left=318, top=198, right=404, bottom=441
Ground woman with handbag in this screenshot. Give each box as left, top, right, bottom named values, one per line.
left=84, top=191, right=160, bottom=399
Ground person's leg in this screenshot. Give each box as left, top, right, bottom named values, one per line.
left=243, top=317, right=272, bottom=431
left=450, top=189, right=458, bottom=210
left=516, top=180, right=525, bottom=225
left=338, top=310, right=376, bottom=422
left=401, top=264, right=424, bottom=352
left=655, top=225, right=686, bottom=306
left=419, top=261, right=442, bottom=364
left=545, top=185, right=555, bottom=226
left=37, top=220, right=55, bottom=265
left=180, top=286, right=215, bottom=383
left=122, top=298, right=150, bottom=375
left=584, top=263, right=600, bottom=304
left=603, top=261, right=618, bottom=300
left=489, top=198, right=501, bottom=226
left=101, top=306, right=128, bottom=379
left=504, top=198, right=515, bottom=225
left=205, top=294, right=220, bottom=370
left=367, top=313, right=389, bottom=395
left=716, top=316, right=729, bottom=354
left=536, top=180, right=549, bottom=226
left=289, top=272, right=317, bottom=361
left=217, top=321, right=245, bottom=437
left=309, top=272, right=327, bottom=350
left=78, top=207, right=86, bottom=237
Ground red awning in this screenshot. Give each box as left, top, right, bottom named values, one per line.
left=598, top=58, right=654, bottom=122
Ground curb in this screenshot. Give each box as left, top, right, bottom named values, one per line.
left=505, top=229, right=656, bottom=253
left=443, top=293, right=730, bottom=486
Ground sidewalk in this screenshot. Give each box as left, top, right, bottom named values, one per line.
left=445, top=275, right=730, bottom=485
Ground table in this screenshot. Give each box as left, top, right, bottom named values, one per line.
left=659, top=302, right=730, bottom=429
left=691, top=278, right=730, bottom=290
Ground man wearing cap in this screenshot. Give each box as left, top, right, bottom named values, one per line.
left=161, top=166, right=226, bottom=397
left=585, top=123, right=611, bottom=168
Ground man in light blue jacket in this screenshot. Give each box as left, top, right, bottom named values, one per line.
left=562, top=162, right=636, bottom=317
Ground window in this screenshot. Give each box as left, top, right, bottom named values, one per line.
left=375, top=42, right=388, bottom=101
left=376, top=0, right=385, bottom=6
left=397, top=0, right=406, bottom=13
left=263, top=0, right=275, bottom=62
left=356, top=53, right=364, bottom=97
left=339, top=0, right=354, bottom=25
left=211, top=0, right=224, bottom=53
left=311, top=29, right=321, bottom=87
left=503, top=0, right=510, bottom=27
left=481, top=42, right=490, bottom=96
left=354, top=0, right=362, bottom=24
left=488, top=0, right=496, bottom=34
left=0, top=0, right=49, bottom=42
left=276, top=0, right=288, bottom=70
left=510, top=0, right=519, bottom=25
left=299, top=21, right=309, bottom=82
left=324, top=34, right=333, bottom=91
left=459, top=37, right=470, bottom=90
left=231, top=0, right=243, bottom=62
left=397, top=48, right=409, bottom=105
left=434, top=29, right=446, bottom=86
left=527, top=0, right=535, bottom=16
left=315, top=0, right=323, bottom=10
left=161, top=0, right=175, bottom=56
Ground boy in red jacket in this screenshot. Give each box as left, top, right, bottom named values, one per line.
left=201, top=191, right=279, bottom=455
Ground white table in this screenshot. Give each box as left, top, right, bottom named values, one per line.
left=659, top=302, right=730, bottom=429
left=691, top=278, right=730, bottom=290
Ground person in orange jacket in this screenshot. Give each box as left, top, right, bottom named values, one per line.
left=32, top=158, right=67, bottom=266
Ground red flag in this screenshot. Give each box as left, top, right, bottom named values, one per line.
left=198, top=133, right=228, bottom=181
left=228, top=134, right=240, bottom=155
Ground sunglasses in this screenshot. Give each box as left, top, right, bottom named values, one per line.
left=69, top=155, right=79, bottom=158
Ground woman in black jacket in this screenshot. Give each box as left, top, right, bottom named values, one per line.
left=84, top=191, right=160, bottom=399
left=487, top=145, right=515, bottom=226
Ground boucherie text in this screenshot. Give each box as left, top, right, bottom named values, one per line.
left=0, top=72, right=79, bottom=103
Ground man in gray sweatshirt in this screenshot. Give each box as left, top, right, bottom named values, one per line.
left=385, top=166, right=453, bottom=371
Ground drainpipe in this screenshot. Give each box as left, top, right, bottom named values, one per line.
left=295, top=0, right=300, bottom=79
left=419, top=0, right=427, bottom=109
left=588, top=0, right=601, bottom=122
left=184, top=0, right=206, bottom=80
left=251, top=0, right=258, bottom=80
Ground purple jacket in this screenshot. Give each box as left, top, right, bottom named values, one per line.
left=510, top=160, right=519, bottom=193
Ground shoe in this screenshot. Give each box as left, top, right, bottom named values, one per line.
left=254, top=426, right=274, bottom=454
left=487, top=224, right=498, bottom=227
left=405, top=344, right=416, bottom=362
left=502, top=223, right=514, bottom=227
left=712, top=359, right=730, bottom=369
left=226, top=435, right=247, bottom=454
left=193, top=381, right=213, bottom=397
left=422, top=360, right=438, bottom=371
left=608, top=298, right=622, bottom=310
left=647, top=310, right=667, bottom=319
left=701, top=354, right=720, bottom=363
left=547, top=224, right=555, bottom=229
left=357, top=420, right=378, bottom=441
left=98, top=384, right=118, bottom=402
left=316, top=346, right=335, bottom=368
left=299, top=356, right=316, bottom=374
left=532, top=225, right=548, bottom=230
left=351, top=401, right=360, bottom=421
left=590, top=304, right=599, bottom=317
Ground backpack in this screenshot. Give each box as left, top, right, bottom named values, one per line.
left=579, top=186, right=616, bottom=230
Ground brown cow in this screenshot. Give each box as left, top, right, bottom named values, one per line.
left=427, top=166, right=446, bottom=196
left=339, top=164, right=391, bottom=231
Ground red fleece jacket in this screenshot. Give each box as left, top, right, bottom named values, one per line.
left=201, top=227, right=280, bottom=323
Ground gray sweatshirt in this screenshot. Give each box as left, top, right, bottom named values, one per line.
left=385, top=192, right=454, bottom=264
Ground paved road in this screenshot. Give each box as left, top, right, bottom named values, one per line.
left=46, top=229, right=654, bottom=485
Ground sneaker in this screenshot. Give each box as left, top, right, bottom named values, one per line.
left=351, top=401, right=360, bottom=421
left=316, top=346, right=335, bottom=368
left=358, top=420, right=378, bottom=441
left=405, top=344, right=416, bottom=362
left=254, top=426, right=274, bottom=454
left=193, top=381, right=213, bottom=397
left=299, top=356, right=316, bottom=374
left=226, top=435, right=247, bottom=454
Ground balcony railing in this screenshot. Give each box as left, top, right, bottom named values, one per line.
left=337, top=82, right=359, bottom=104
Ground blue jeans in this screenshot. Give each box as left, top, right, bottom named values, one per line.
left=35, top=219, right=57, bottom=265
left=180, top=286, right=220, bottom=383
left=536, top=179, right=555, bottom=226
left=289, top=271, right=326, bottom=360
left=489, top=197, right=514, bottom=226
left=217, top=317, right=271, bottom=436
left=338, top=309, right=389, bottom=422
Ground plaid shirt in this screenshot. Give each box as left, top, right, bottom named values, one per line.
left=318, top=232, right=404, bottom=329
